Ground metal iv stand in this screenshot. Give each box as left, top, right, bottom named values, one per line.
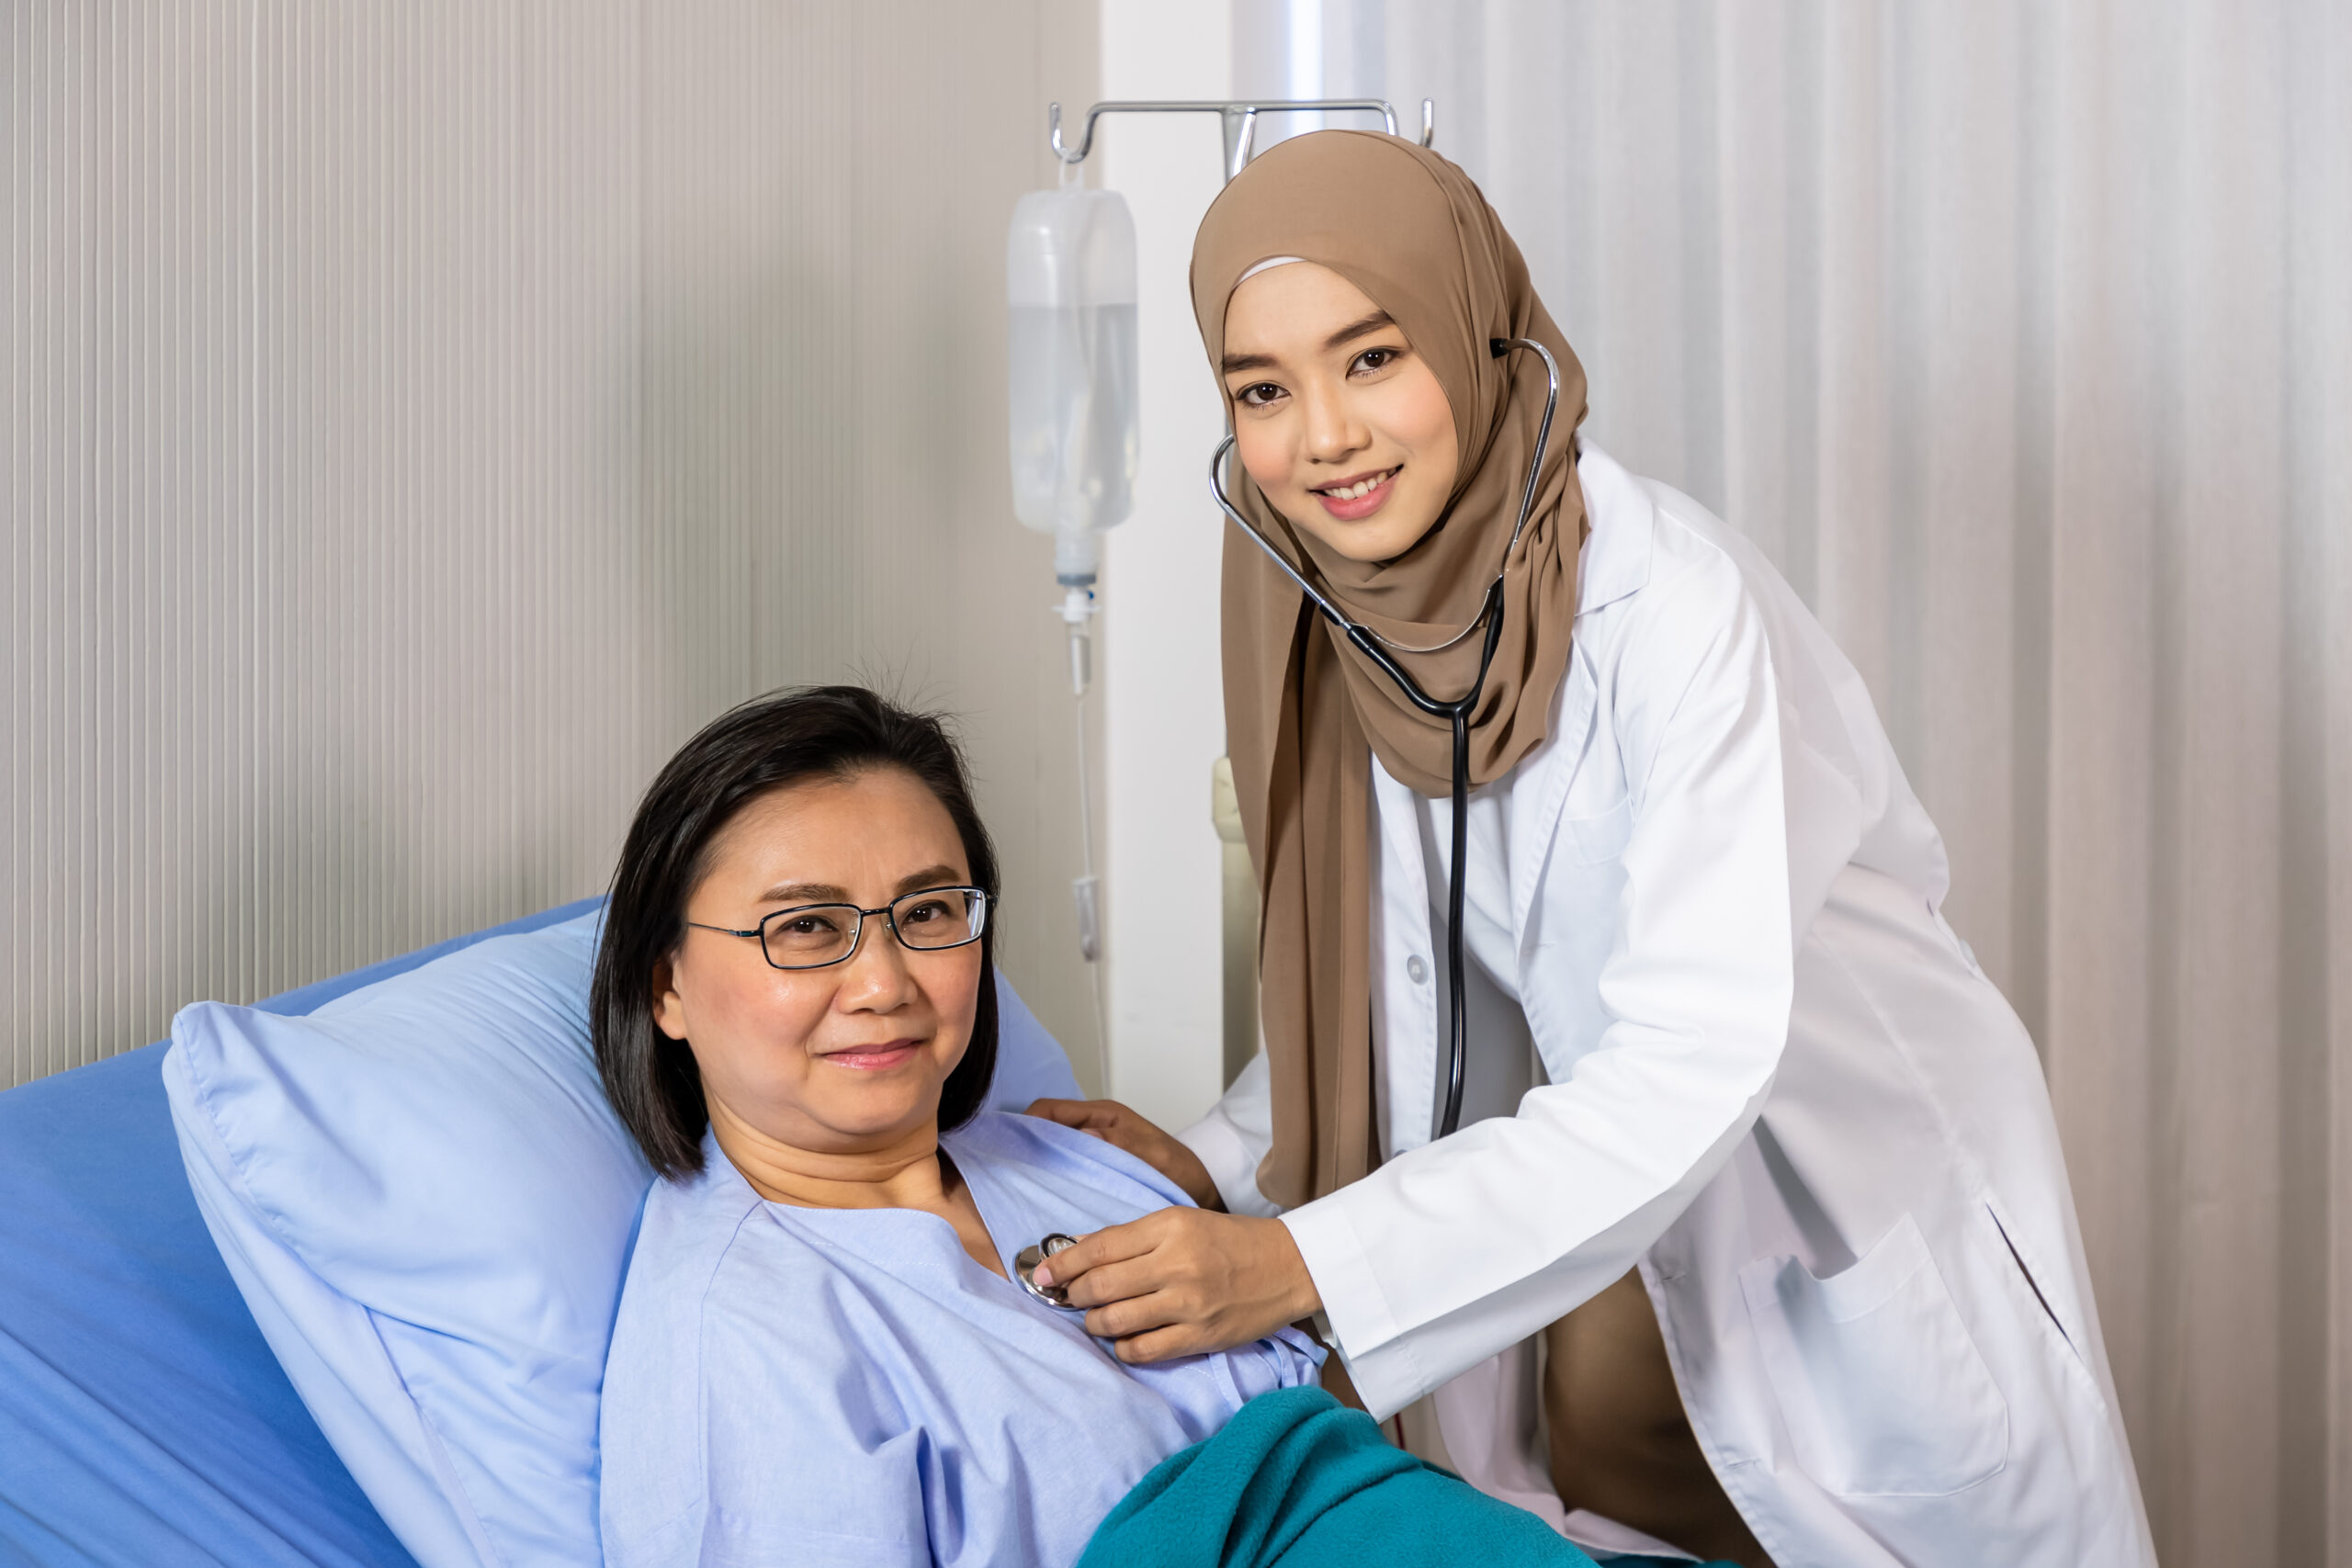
left=1047, top=96, right=1436, bottom=181
left=1042, top=94, right=1437, bottom=1086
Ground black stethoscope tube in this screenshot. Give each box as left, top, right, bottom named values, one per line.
left=1210, top=336, right=1560, bottom=1142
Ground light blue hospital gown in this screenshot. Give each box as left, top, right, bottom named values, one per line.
left=598, top=1111, right=1325, bottom=1568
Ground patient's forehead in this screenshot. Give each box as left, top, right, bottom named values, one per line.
left=695, top=769, right=967, bottom=908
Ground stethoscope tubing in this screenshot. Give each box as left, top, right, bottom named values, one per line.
left=1209, top=335, right=1561, bottom=1142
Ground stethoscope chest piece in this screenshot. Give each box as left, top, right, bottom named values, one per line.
left=1014, top=1233, right=1080, bottom=1307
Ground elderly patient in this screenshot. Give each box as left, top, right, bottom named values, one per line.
left=591, top=686, right=1325, bottom=1568
left=593, top=687, right=1623, bottom=1568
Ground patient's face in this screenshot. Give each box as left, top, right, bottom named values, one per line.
left=655, top=767, right=982, bottom=1156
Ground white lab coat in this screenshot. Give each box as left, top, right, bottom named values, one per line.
left=1179, top=444, right=2156, bottom=1566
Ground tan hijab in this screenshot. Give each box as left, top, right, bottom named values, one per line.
left=1192, top=131, right=1590, bottom=1209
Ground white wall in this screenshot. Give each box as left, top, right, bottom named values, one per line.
left=1093, top=1, right=1237, bottom=1129
left=1, top=0, right=1103, bottom=1089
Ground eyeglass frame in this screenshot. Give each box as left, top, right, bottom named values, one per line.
left=684, top=886, right=991, bottom=972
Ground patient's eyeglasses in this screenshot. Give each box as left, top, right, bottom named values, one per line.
left=685, top=886, right=989, bottom=971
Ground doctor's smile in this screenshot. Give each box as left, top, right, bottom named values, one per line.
left=1308, top=464, right=1399, bottom=517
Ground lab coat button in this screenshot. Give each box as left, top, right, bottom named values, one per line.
left=1407, top=955, right=1429, bottom=984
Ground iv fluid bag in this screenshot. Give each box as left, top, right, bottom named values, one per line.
left=1007, top=186, right=1138, bottom=583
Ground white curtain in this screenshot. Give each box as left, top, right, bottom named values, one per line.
left=1297, top=1, right=2352, bottom=1558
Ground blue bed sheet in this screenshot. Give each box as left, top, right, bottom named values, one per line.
left=0, top=898, right=601, bottom=1568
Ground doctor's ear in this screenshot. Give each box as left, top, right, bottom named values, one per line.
left=650, top=954, right=689, bottom=1042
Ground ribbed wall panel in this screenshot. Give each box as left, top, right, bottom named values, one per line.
left=3, top=0, right=1104, bottom=1089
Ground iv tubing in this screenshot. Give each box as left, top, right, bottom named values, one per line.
left=1062, top=590, right=1111, bottom=1060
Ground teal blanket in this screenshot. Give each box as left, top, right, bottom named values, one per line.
left=1077, top=1385, right=1597, bottom=1568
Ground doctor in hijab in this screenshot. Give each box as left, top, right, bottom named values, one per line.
left=1029, top=130, right=2154, bottom=1568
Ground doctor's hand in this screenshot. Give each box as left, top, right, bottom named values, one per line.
left=1024, top=1098, right=1225, bottom=1212
left=1028, top=1207, right=1321, bottom=1364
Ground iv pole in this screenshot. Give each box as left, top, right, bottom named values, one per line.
left=1038, top=95, right=1436, bottom=1080
left=1048, top=96, right=1438, bottom=180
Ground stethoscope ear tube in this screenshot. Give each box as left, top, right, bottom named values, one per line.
left=1207, top=336, right=1559, bottom=1144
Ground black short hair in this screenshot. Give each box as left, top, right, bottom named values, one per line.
left=591, top=685, right=1001, bottom=1180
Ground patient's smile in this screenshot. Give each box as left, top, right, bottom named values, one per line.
left=820, top=1040, right=923, bottom=1071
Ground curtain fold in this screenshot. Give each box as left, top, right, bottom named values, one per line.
left=1319, top=1, right=2352, bottom=1557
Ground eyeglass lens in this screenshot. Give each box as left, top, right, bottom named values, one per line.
left=759, top=888, right=986, bottom=968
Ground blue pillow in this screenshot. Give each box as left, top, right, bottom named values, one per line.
left=165, top=909, right=1080, bottom=1568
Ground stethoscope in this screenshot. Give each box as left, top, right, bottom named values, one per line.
left=1016, top=1234, right=1080, bottom=1307
left=1208, top=335, right=1561, bottom=1144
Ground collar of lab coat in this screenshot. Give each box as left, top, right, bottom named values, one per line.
left=1371, top=441, right=1657, bottom=950
left=1569, top=438, right=1655, bottom=618
left=1497, top=439, right=1655, bottom=940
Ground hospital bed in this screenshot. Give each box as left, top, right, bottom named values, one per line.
left=0, top=902, right=598, bottom=1567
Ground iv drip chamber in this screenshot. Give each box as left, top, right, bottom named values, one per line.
left=1006, top=185, right=1138, bottom=585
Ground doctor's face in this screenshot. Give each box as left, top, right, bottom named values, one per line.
left=652, top=768, right=981, bottom=1157
left=1222, top=262, right=1460, bottom=563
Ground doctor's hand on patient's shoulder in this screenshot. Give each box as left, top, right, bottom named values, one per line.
left=1028, top=1208, right=1321, bottom=1365
left=1024, top=1099, right=1224, bottom=1212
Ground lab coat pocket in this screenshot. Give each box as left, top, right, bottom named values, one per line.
left=1565, top=795, right=1633, bottom=864
left=1738, top=1213, right=2008, bottom=1498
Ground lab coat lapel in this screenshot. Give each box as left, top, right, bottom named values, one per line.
left=1510, top=444, right=1654, bottom=950
left=1510, top=657, right=1589, bottom=948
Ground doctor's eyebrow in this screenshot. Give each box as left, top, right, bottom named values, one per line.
left=1221, top=310, right=1402, bottom=378
left=1321, top=310, right=1397, bottom=351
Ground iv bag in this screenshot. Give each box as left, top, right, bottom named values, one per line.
left=1007, top=186, right=1138, bottom=584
